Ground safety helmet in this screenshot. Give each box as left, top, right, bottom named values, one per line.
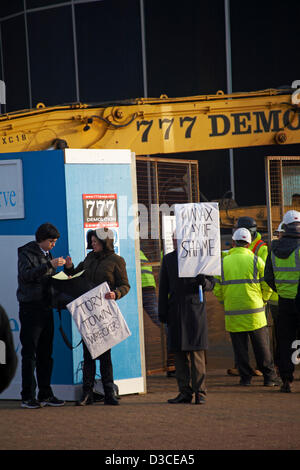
left=282, top=210, right=300, bottom=225
left=282, top=210, right=300, bottom=234
left=235, top=216, right=257, bottom=240
left=276, top=222, right=284, bottom=232
left=232, top=227, right=252, bottom=244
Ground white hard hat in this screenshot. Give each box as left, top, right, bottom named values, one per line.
left=282, top=210, right=300, bottom=225
left=276, top=222, right=284, bottom=232
left=232, top=227, right=251, bottom=244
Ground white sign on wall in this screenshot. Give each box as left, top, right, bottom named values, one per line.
left=0, top=160, right=24, bottom=220
left=175, top=202, right=221, bottom=277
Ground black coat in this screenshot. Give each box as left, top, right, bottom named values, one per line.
left=64, top=235, right=130, bottom=300
left=158, top=250, right=215, bottom=352
left=16, top=241, right=56, bottom=304
left=0, top=305, right=18, bottom=393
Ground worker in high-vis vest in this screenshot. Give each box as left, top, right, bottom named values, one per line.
left=213, top=227, right=278, bottom=387
left=235, top=217, right=268, bottom=262
left=140, top=250, right=160, bottom=328
left=236, top=217, right=282, bottom=371
left=227, top=216, right=270, bottom=377
left=267, top=221, right=285, bottom=369
left=264, top=210, right=300, bottom=393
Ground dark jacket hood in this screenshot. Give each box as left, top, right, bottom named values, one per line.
left=272, top=235, right=300, bottom=259
left=86, top=228, right=115, bottom=253
left=18, top=240, right=41, bottom=255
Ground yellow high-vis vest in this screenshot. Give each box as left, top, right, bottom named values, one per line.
left=140, top=250, right=156, bottom=289
left=271, top=248, right=300, bottom=299
left=213, top=247, right=272, bottom=332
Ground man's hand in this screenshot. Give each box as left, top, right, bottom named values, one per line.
left=50, top=257, right=66, bottom=268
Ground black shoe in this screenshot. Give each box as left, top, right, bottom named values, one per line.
left=104, top=394, right=119, bottom=406
left=93, top=391, right=105, bottom=402
left=264, top=379, right=281, bottom=387
left=195, top=393, right=206, bottom=405
left=280, top=380, right=292, bottom=393
left=166, top=370, right=176, bottom=377
left=167, top=393, right=192, bottom=404
left=239, top=379, right=251, bottom=386
left=76, top=393, right=94, bottom=406
left=39, top=396, right=65, bottom=407
left=21, top=399, right=42, bottom=409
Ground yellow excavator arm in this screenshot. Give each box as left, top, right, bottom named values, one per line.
left=0, top=87, right=300, bottom=154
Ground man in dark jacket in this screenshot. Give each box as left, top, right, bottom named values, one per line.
left=264, top=210, right=300, bottom=393
left=0, top=305, right=18, bottom=394
left=158, top=236, right=215, bottom=405
left=17, top=222, right=66, bottom=408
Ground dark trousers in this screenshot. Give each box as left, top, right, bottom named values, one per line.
left=269, top=303, right=280, bottom=367
left=175, top=350, right=206, bottom=398
left=19, top=303, right=54, bottom=401
left=230, top=326, right=276, bottom=383
left=82, top=342, right=114, bottom=395
left=277, top=297, right=300, bottom=383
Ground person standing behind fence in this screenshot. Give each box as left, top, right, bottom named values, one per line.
left=158, top=234, right=215, bottom=405
left=64, top=227, right=130, bottom=406
left=264, top=210, right=300, bottom=393
left=213, top=228, right=278, bottom=387
left=17, top=223, right=66, bottom=409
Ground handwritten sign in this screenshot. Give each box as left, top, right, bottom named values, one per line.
left=175, top=202, right=221, bottom=277
left=67, top=282, right=131, bottom=359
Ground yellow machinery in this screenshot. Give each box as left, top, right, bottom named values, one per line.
left=0, top=87, right=300, bottom=154
left=0, top=86, right=299, bottom=230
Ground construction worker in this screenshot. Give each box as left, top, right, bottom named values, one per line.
left=140, top=250, right=160, bottom=328
left=235, top=216, right=268, bottom=261
left=268, top=222, right=285, bottom=369
left=213, top=228, right=278, bottom=387
left=227, top=216, right=270, bottom=377
left=264, top=210, right=300, bottom=393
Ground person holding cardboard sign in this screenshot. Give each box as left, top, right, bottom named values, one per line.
left=64, top=227, right=130, bottom=406
left=158, top=233, right=215, bottom=405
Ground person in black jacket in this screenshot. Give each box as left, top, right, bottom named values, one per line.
left=158, top=235, right=215, bottom=405
left=17, top=223, right=66, bottom=408
left=264, top=210, right=300, bottom=393
left=0, top=305, right=18, bottom=394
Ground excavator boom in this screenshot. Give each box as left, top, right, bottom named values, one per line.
left=0, top=87, right=299, bottom=154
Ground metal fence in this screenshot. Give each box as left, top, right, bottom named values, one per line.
left=265, top=156, right=300, bottom=242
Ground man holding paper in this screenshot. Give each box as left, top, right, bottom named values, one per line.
left=17, top=222, right=66, bottom=409
left=64, top=227, right=130, bottom=406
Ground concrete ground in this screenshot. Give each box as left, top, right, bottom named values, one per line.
left=1, top=365, right=300, bottom=451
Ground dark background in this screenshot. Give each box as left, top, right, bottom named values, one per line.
left=1, top=0, right=300, bottom=206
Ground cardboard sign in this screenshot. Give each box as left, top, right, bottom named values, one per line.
left=162, top=215, right=176, bottom=254
left=67, top=282, right=131, bottom=359
left=175, top=202, right=221, bottom=277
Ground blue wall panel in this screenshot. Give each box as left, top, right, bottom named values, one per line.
left=0, top=150, right=73, bottom=385
left=64, top=162, right=142, bottom=383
